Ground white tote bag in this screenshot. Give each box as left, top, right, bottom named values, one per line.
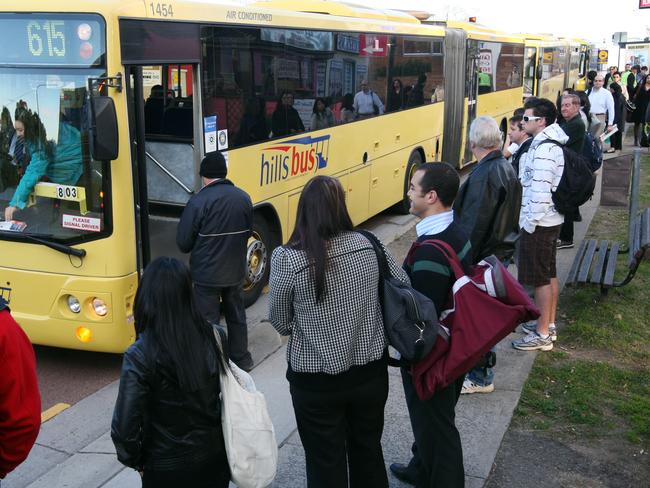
left=213, top=330, right=278, bottom=488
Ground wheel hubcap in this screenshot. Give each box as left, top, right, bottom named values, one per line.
left=244, top=234, right=267, bottom=291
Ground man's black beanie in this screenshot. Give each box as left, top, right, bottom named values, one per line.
left=200, top=151, right=227, bottom=179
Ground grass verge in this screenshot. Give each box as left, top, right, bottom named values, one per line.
left=515, top=153, right=650, bottom=449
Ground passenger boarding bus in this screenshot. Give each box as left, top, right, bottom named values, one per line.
left=0, top=0, right=451, bottom=352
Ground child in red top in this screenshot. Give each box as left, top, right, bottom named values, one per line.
left=0, top=297, right=41, bottom=479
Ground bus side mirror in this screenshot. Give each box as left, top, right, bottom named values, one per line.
left=88, top=97, right=118, bottom=161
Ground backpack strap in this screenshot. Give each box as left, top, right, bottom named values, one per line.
left=412, top=239, right=465, bottom=280
left=357, top=229, right=391, bottom=279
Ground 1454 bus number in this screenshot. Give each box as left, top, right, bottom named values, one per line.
left=149, top=2, right=174, bottom=17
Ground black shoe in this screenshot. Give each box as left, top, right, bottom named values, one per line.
left=556, top=240, right=574, bottom=249
left=389, top=463, right=417, bottom=485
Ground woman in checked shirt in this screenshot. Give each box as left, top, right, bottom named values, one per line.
left=269, top=175, right=408, bottom=488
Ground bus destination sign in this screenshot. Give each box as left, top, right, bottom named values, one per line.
left=0, top=14, right=105, bottom=66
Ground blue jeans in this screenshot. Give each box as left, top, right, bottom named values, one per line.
left=466, top=346, right=496, bottom=386
left=467, top=364, right=494, bottom=386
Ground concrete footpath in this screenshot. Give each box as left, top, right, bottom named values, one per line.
left=4, top=160, right=611, bottom=487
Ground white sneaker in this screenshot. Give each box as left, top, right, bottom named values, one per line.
left=461, top=378, right=495, bottom=394
left=520, top=321, right=557, bottom=341
left=512, top=332, right=554, bottom=351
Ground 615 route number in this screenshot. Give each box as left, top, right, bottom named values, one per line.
left=149, top=2, right=174, bottom=17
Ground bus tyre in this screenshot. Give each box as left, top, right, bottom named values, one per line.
left=243, top=217, right=271, bottom=307
left=396, top=151, right=423, bottom=214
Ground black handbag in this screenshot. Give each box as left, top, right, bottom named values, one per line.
left=358, top=230, right=445, bottom=363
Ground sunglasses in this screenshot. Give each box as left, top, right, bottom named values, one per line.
left=523, top=115, right=542, bottom=122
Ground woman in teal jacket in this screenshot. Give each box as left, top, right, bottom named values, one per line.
left=5, top=115, right=82, bottom=221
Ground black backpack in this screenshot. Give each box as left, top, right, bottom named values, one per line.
left=582, top=132, right=603, bottom=172
left=358, top=230, right=445, bottom=363
left=538, top=140, right=596, bottom=215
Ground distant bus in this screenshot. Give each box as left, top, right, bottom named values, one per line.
left=523, top=35, right=591, bottom=100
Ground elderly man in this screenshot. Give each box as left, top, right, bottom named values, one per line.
left=556, top=94, right=586, bottom=249
left=453, top=116, right=521, bottom=393
left=353, top=79, right=384, bottom=118
left=588, top=74, right=615, bottom=139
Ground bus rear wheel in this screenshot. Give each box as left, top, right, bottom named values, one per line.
left=243, top=217, right=271, bottom=307
left=396, top=151, right=423, bottom=214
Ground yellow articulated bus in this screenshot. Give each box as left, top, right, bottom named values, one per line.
left=523, top=35, right=591, bottom=101
left=0, top=0, right=449, bottom=352
left=437, top=21, right=525, bottom=167
left=0, top=0, right=571, bottom=353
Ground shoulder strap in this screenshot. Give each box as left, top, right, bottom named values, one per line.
left=357, top=230, right=390, bottom=279
left=412, top=239, right=465, bottom=279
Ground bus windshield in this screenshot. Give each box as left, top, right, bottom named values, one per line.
left=0, top=13, right=109, bottom=242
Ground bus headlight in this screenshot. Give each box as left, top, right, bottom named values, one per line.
left=92, top=298, right=108, bottom=317
left=67, top=295, right=81, bottom=314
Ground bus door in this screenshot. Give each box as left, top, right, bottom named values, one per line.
left=463, top=40, right=480, bottom=163
left=125, top=64, right=202, bottom=271
left=524, top=46, right=538, bottom=98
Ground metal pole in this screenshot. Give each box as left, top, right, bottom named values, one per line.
left=629, top=149, right=641, bottom=248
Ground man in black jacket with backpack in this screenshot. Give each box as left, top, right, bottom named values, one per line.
left=177, top=151, right=254, bottom=371
left=557, top=94, right=586, bottom=249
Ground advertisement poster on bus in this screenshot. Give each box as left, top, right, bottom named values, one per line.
left=479, top=50, right=493, bottom=74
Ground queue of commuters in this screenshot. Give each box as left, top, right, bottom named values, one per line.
left=1, top=78, right=631, bottom=487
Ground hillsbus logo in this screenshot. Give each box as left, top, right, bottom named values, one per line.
left=259, top=135, right=331, bottom=186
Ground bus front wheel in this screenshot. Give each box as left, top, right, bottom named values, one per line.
left=243, top=217, right=271, bottom=307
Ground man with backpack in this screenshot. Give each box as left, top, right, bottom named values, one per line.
left=512, top=98, right=566, bottom=352
left=557, top=94, right=586, bottom=249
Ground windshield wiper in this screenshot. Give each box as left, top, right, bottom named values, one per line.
left=2, top=232, right=87, bottom=258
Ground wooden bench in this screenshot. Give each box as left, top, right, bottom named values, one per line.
left=566, top=208, right=650, bottom=295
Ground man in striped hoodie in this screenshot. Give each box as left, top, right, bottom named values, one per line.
left=512, top=98, right=567, bottom=352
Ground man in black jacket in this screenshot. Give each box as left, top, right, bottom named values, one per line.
left=557, top=94, right=586, bottom=249
left=177, top=152, right=254, bottom=371
left=454, top=116, right=522, bottom=394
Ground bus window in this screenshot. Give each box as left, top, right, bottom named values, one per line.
left=389, top=36, right=444, bottom=110
left=523, top=47, right=537, bottom=97
left=200, top=26, right=397, bottom=149
left=0, top=68, right=108, bottom=242
left=477, top=41, right=524, bottom=93
left=143, top=64, right=194, bottom=140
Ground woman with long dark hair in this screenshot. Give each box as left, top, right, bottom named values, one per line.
left=269, top=175, right=408, bottom=488
left=387, top=78, right=405, bottom=112
left=111, top=257, right=230, bottom=488
left=310, top=97, right=334, bottom=130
